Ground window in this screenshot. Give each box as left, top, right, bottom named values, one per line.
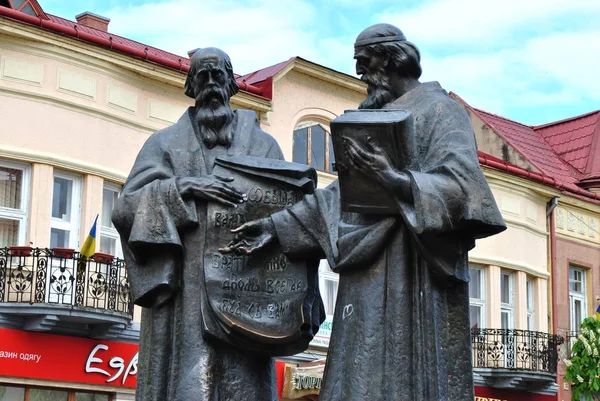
left=50, top=171, right=81, bottom=249
left=0, top=385, right=110, bottom=401
left=526, top=276, right=535, bottom=331
left=4, top=0, right=38, bottom=16
left=569, top=267, right=587, bottom=334
left=99, top=183, right=122, bottom=258
left=292, top=122, right=336, bottom=174
left=0, top=160, right=29, bottom=247
left=469, top=266, right=485, bottom=329
left=500, top=270, right=514, bottom=330
left=318, top=260, right=339, bottom=316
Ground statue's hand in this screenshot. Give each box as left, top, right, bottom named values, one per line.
left=344, top=136, right=398, bottom=190
left=177, top=175, right=246, bottom=207
left=218, top=218, right=277, bottom=255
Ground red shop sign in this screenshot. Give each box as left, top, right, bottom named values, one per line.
left=475, top=386, right=556, bottom=401
left=0, top=328, right=138, bottom=388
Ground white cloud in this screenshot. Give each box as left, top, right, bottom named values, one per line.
left=93, top=0, right=598, bottom=124
left=104, top=0, right=331, bottom=74
left=377, top=0, right=600, bottom=47
left=374, top=0, right=600, bottom=122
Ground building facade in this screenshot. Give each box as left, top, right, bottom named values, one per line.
left=2, top=1, right=600, bottom=401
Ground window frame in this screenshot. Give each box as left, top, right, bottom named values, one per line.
left=49, top=170, right=82, bottom=250
left=0, top=159, right=30, bottom=247
left=293, top=122, right=335, bottom=174
left=318, top=259, right=339, bottom=317
left=99, top=182, right=122, bottom=258
left=500, top=270, right=515, bottom=330
left=526, top=276, right=536, bottom=331
left=569, top=266, right=587, bottom=334
left=468, top=265, right=486, bottom=329
left=0, top=384, right=113, bottom=401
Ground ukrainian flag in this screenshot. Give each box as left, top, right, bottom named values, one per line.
left=80, top=214, right=98, bottom=260
left=595, top=304, right=600, bottom=320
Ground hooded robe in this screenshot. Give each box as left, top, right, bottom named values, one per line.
left=270, top=82, right=507, bottom=401
left=112, top=108, right=288, bottom=401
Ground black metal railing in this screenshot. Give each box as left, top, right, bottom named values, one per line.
left=0, top=247, right=132, bottom=317
left=471, top=328, right=564, bottom=374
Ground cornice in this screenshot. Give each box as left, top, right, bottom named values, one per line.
left=0, top=86, right=160, bottom=133
left=317, top=171, right=337, bottom=188
left=0, top=19, right=271, bottom=112
left=468, top=256, right=550, bottom=279
left=0, top=145, right=128, bottom=184
left=277, top=59, right=366, bottom=95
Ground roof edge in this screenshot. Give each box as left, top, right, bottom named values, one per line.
left=533, top=109, right=600, bottom=130
left=478, top=151, right=600, bottom=203
left=0, top=7, right=268, bottom=99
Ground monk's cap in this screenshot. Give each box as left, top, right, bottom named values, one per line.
left=354, top=34, right=406, bottom=48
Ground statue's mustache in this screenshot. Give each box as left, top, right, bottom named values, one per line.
left=196, top=86, right=226, bottom=106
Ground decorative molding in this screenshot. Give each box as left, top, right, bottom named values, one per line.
left=567, top=212, right=575, bottom=232
left=556, top=208, right=565, bottom=229
left=556, top=232, right=600, bottom=248
left=500, top=197, right=521, bottom=216
left=107, top=84, right=138, bottom=114
left=0, top=86, right=158, bottom=133
left=1, top=55, right=44, bottom=86
left=148, top=98, right=184, bottom=124
left=501, top=216, right=549, bottom=237
left=0, top=21, right=271, bottom=112
left=468, top=256, right=549, bottom=279
left=282, top=59, right=367, bottom=94
left=57, top=68, right=96, bottom=100
left=317, top=171, right=337, bottom=188
left=0, top=145, right=127, bottom=183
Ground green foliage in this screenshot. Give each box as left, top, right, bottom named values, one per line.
left=564, top=317, right=600, bottom=401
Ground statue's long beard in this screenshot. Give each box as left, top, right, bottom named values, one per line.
left=358, top=70, right=394, bottom=110
left=194, top=87, right=235, bottom=148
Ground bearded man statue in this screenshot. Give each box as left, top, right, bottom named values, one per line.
left=225, top=24, right=507, bottom=401
left=112, top=47, right=286, bottom=401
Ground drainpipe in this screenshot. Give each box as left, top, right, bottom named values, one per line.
left=547, top=196, right=559, bottom=335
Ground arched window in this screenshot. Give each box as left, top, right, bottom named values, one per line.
left=292, top=122, right=336, bottom=174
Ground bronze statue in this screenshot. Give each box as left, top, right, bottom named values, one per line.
left=112, top=47, right=324, bottom=401
left=225, top=24, right=507, bottom=401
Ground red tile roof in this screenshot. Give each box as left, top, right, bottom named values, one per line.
left=236, top=58, right=296, bottom=99
left=535, top=110, right=600, bottom=174
left=47, top=14, right=191, bottom=68
left=452, top=92, right=600, bottom=200
left=238, top=57, right=295, bottom=85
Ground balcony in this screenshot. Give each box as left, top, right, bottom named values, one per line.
left=471, top=328, right=564, bottom=392
left=0, top=247, right=132, bottom=338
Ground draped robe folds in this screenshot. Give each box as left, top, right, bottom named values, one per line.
left=271, top=82, right=507, bottom=401
left=112, top=109, right=288, bottom=401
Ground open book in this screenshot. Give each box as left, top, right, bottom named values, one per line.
left=330, top=109, right=416, bottom=214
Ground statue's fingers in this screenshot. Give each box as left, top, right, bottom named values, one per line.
left=352, top=143, right=374, bottom=161
left=210, top=193, right=238, bottom=208
left=216, top=186, right=246, bottom=202
left=231, top=221, right=258, bottom=233
left=366, top=136, right=383, bottom=153
left=346, top=143, right=369, bottom=166
left=218, top=246, right=234, bottom=254
left=214, top=175, right=234, bottom=182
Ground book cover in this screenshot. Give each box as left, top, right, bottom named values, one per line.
left=330, top=109, right=415, bottom=214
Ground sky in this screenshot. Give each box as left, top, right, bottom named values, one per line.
left=39, top=0, right=600, bottom=126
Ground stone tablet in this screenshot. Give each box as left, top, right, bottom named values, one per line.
left=202, top=155, right=317, bottom=355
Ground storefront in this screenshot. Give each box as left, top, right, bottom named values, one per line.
left=474, top=387, right=556, bottom=401
left=0, top=328, right=137, bottom=401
